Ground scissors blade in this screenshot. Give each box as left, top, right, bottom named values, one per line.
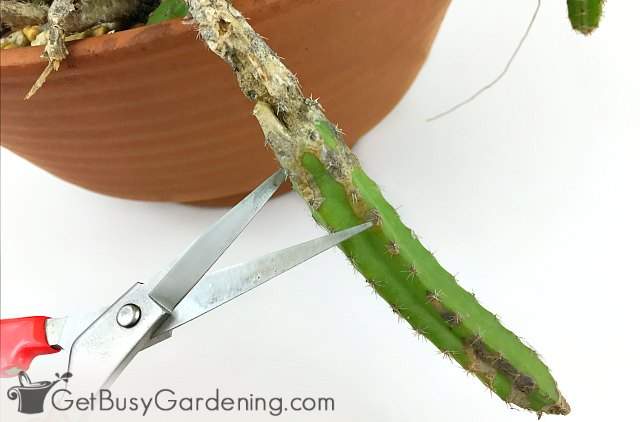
left=154, top=222, right=372, bottom=335
left=66, top=171, right=286, bottom=390
left=149, top=170, right=285, bottom=312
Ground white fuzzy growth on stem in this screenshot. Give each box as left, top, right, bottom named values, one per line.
left=185, top=0, right=304, bottom=114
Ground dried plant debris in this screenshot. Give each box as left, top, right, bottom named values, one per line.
left=25, top=0, right=157, bottom=98
left=0, top=1, right=49, bottom=33
left=1, top=21, right=119, bottom=49
left=0, top=0, right=162, bottom=98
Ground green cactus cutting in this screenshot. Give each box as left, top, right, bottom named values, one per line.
left=185, top=0, right=570, bottom=416
left=567, top=0, right=604, bottom=34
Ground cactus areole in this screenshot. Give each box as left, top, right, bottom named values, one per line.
left=185, top=0, right=569, bottom=415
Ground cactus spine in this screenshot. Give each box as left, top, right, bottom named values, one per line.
left=567, top=0, right=604, bottom=34
left=186, top=0, right=569, bottom=415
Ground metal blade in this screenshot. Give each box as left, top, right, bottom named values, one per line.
left=154, top=222, right=372, bottom=334
left=149, top=170, right=285, bottom=312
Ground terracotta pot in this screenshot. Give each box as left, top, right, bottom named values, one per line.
left=0, top=0, right=450, bottom=204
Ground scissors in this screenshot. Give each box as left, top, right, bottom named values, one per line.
left=0, top=170, right=371, bottom=390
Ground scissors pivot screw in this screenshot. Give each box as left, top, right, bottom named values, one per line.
left=116, top=304, right=141, bottom=328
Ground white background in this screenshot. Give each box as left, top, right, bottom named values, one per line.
left=2, top=1, right=639, bottom=421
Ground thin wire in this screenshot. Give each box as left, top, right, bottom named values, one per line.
left=426, top=0, right=541, bottom=122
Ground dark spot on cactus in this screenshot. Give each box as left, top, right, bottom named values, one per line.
left=495, top=357, right=520, bottom=378
left=515, top=374, right=536, bottom=394
left=470, top=338, right=500, bottom=365
left=275, top=101, right=288, bottom=115
left=217, top=19, right=230, bottom=35
left=442, top=311, right=461, bottom=326
left=467, top=336, right=538, bottom=393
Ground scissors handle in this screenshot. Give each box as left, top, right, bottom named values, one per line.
left=0, top=317, right=60, bottom=377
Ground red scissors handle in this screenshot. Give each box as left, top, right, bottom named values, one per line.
left=0, top=317, right=60, bottom=377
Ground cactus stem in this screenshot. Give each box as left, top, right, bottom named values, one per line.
left=186, top=0, right=570, bottom=415
left=567, top=0, right=604, bottom=34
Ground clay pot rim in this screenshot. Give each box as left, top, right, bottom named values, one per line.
left=0, top=19, right=200, bottom=68
left=1, top=3, right=277, bottom=69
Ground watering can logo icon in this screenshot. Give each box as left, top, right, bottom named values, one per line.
left=6, top=371, right=72, bottom=414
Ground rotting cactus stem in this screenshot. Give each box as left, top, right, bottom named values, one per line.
left=186, top=0, right=569, bottom=415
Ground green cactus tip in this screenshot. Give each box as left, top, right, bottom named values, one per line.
left=147, top=0, right=188, bottom=25
left=567, top=0, right=604, bottom=35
